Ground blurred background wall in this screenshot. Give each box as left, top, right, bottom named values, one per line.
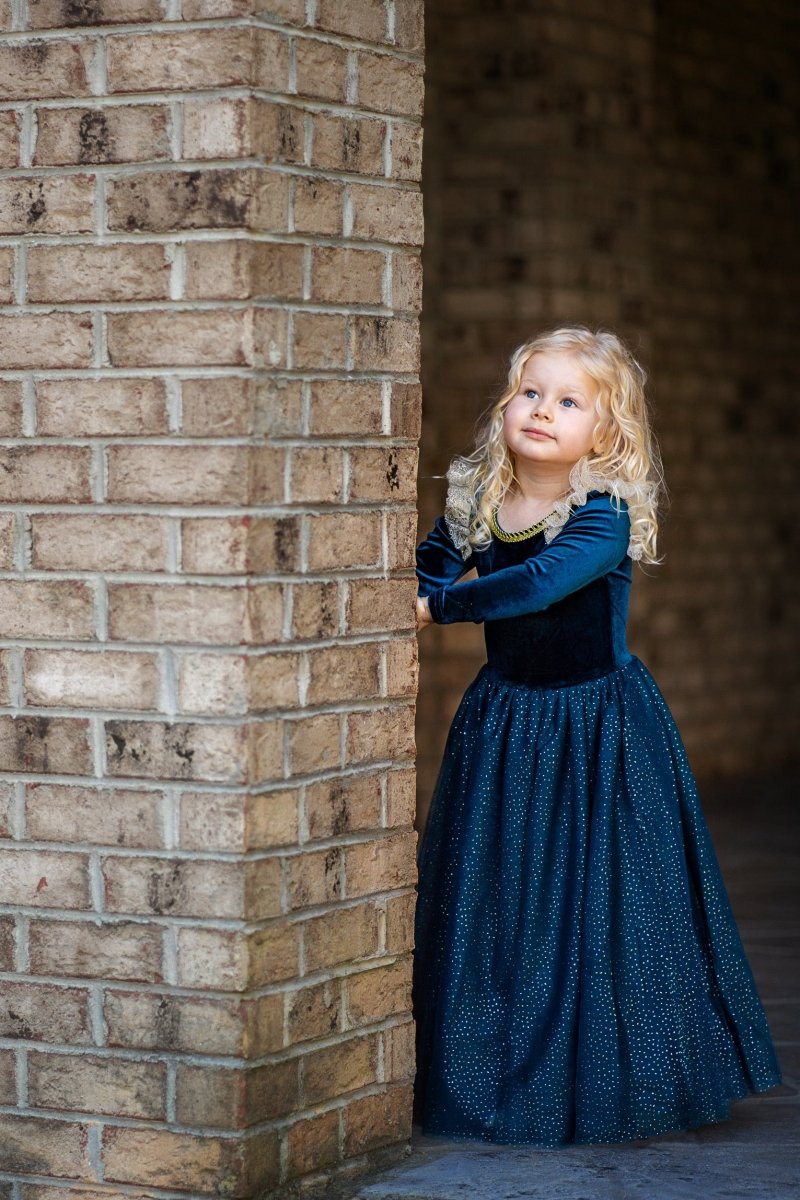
left=417, top=0, right=800, bottom=822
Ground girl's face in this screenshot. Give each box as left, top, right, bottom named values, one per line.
left=502, top=350, right=601, bottom=470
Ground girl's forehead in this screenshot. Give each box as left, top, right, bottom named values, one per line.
left=521, top=350, right=598, bottom=390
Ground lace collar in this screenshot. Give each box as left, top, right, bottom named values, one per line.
left=444, top=455, right=646, bottom=562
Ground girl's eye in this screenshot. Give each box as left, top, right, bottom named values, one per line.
left=561, top=397, right=576, bottom=408
left=524, top=389, right=538, bottom=399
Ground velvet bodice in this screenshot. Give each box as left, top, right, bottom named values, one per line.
left=416, top=490, right=634, bottom=688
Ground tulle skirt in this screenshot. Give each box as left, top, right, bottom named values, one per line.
left=412, top=655, right=782, bottom=1146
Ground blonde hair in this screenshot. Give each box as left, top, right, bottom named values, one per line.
left=451, top=324, right=667, bottom=566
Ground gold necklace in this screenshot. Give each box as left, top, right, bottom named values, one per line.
left=490, top=505, right=557, bottom=542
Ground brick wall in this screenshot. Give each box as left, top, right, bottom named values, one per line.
left=417, top=0, right=800, bottom=814
left=0, top=2, right=423, bottom=1196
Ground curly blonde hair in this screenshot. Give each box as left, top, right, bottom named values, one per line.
left=451, top=324, right=667, bottom=566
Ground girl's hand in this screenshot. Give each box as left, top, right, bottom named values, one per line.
left=416, top=595, right=433, bottom=632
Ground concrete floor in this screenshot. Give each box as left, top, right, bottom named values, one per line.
left=353, top=774, right=800, bottom=1200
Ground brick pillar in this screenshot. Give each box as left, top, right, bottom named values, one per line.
left=0, top=3, right=423, bottom=1196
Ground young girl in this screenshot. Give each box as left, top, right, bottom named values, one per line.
left=412, top=324, right=782, bottom=1147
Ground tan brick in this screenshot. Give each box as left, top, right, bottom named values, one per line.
left=310, top=111, right=385, bottom=175
left=0, top=245, right=12, bottom=301
left=31, top=514, right=168, bottom=573
left=385, top=768, right=415, bottom=828
left=351, top=313, right=420, bottom=371
left=107, top=167, right=252, bottom=233
left=103, top=855, right=278, bottom=920
left=177, top=652, right=248, bottom=715
left=0, top=848, right=89, bottom=909
left=107, top=444, right=249, bottom=504
left=246, top=651, right=301, bottom=711
left=107, top=308, right=254, bottom=367
left=310, top=245, right=384, bottom=306
left=107, top=27, right=254, bottom=93
left=303, top=1033, right=379, bottom=1105
left=386, top=508, right=418, bottom=570
left=105, top=719, right=247, bottom=782
left=250, top=239, right=305, bottom=300
left=384, top=1018, right=416, bottom=1082
left=287, top=978, right=342, bottom=1045
left=0, top=175, right=94, bottom=235
left=244, top=583, right=285, bottom=645
left=178, top=791, right=246, bottom=854
left=29, top=919, right=163, bottom=982
left=0, top=514, right=14, bottom=570
left=26, top=784, right=163, bottom=849
left=306, top=772, right=382, bottom=840
left=350, top=182, right=423, bottom=246
left=174, top=1063, right=244, bottom=1129
left=295, top=37, right=348, bottom=103
left=251, top=168, right=291, bottom=232
left=392, top=247, right=423, bottom=308
left=308, top=379, right=383, bottom=436
left=24, top=649, right=160, bottom=711
left=246, top=516, right=302, bottom=574
left=28, top=1051, right=166, bottom=1118
left=102, top=1124, right=279, bottom=1194
left=174, top=927, right=245, bottom=991
left=385, top=636, right=419, bottom=697
left=34, top=103, right=170, bottom=166
left=249, top=444, right=286, bottom=503
left=182, top=96, right=251, bottom=160
left=344, top=831, right=417, bottom=899
left=287, top=1108, right=339, bottom=1178
left=344, top=957, right=412, bottom=1026
left=316, top=0, right=387, bottom=41
left=306, top=642, right=381, bottom=705
left=292, top=310, right=347, bottom=370
left=0, top=1112, right=90, bottom=1176
left=28, top=0, right=163, bottom=24
left=251, top=98, right=306, bottom=166
left=184, top=0, right=261, bottom=16
left=303, top=901, right=381, bottom=972
left=347, top=578, right=417, bottom=632
left=104, top=988, right=245, bottom=1055
left=0, top=979, right=91, bottom=1044
left=348, top=445, right=418, bottom=501
left=0, top=582, right=93, bottom=639
left=288, top=445, right=344, bottom=503
left=0, top=39, right=93, bottom=101
left=0, top=649, right=11, bottom=704
left=183, top=237, right=249, bottom=300
left=0, top=110, right=21, bottom=169
left=287, top=712, right=342, bottom=775
left=0, top=446, right=91, bottom=503
left=180, top=517, right=249, bottom=575
left=391, top=121, right=424, bottom=183
left=390, top=381, right=422, bottom=438
left=357, top=51, right=425, bottom=117
left=286, top=845, right=342, bottom=911
left=0, top=716, right=91, bottom=775
left=347, top=704, right=415, bottom=763
left=394, top=0, right=424, bottom=51
left=0, top=380, right=23, bottom=436
left=247, top=718, right=284, bottom=783
left=343, top=1082, right=412, bottom=1154
left=307, top=512, right=382, bottom=571
left=293, top=176, right=343, bottom=236
left=181, top=376, right=258, bottom=436
left=36, top=377, right=168, bottom=437
left=108, top=583, right=246, bottom=644
left=27, top=242, right=169, bottom=303
left=0, top=314, right=93, bottom=369
left=244, top=788, right=300, bottom=852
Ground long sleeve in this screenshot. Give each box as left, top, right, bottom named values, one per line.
left=426, top=494, right=630, bottom=624
left=416, top=515, right=478, bottom=597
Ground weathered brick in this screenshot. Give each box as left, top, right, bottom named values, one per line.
left=106, top=167, right=253, bottom=233
left=29, top=919, right=163, bottom=982
left=0, top=513, right=15, bottom=570
left=310, top=246, right=384, bottom=305
left=306, top=643, right=381, bottom=705
left=0, top=380, right=23, bottom=436
left=347, top=578, right=417, bottom=632
left=347, top=704, right=416, bottom=763
left=28, top=0, right=163, bottom=25
left=26, top=784, right=163, bottom=849
left=305, top=773, right=382, bottom=840
left=24, top=649, right=160, bottom=711
left=34, top=104, right=171, bottom=166
left=103, top=854, right=279, bottom=920
left=286, top=978, right=342, bottom=1045
left=303, top=1033, right=379, bottom=1104
left=302, top=902, right=381, bottom=973
left=30, top=515, right=169, bottom=572
left=107, top=309, right=254, bottom=367
left=343, top=1082, right=412, bottom=1155
left=286, top=1108, right=339, bottom=1178
left=104, top=988, right=246, bottom=1055
left=182, top=96, right=251, bottom=160
left=344, top=957, right=412, bottom=1026
left=27, top=242, right=169, bottom=302
left=102, top=1124, right=279, bottom=1193
left=0, top=314, right=93, bottom=368
left=306, top=513, right=382, bottom=571
left=286, top=845, right=342, bottom=911
left=107, top=444, right=249, bottom=504
left=308, top=379, right=384, bottom=436
left=0, top=446, right=91, bottom=503
left=357, top=51, right=424, bottom=116
left=0, top=1112, right=90, bottom=1176
left=350, top=182, right=424, bottom=245
left=316, top=0, right=387, bottom=42
left=108, top=583, right=246, bottom=644
left=107, top=28, right=253, bottom=93
left=0, top=979, right=91, bottom=1044
left=176, top=651, right=248, bottom=715
left=309, top=111, right=385, bottom=175
left=0, top=716, right=92, bottom=775
left=0, top=175, right=94, bottom=235
left=344, top=831, right=417, bottom=899
left=181, top=376, right=258, bottom=436
left=0, top=848, right=90, bottom=909
left=28, top=1052, right=166, bottom=1119
left=0, top=110, right=21, bottom=168
left=348, top=445, right=418, bottom=501
left=293, top=176, right=344, bottom=236
left=0, top=582, right=93, bottom=639
left=0, top=40, right=93, bottom=101
left=105, top=720, right=247, bottom=782
left=295, top=37, right=348, bottom=103
left=36, top=377, right=169, bottom=437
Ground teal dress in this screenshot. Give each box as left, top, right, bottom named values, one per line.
left=413, top=490, right=782, bottom=1146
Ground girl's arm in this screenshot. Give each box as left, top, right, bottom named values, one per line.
left=416, top=514, right=478, bottom=597
left=425, top=494, right=630, bottom=624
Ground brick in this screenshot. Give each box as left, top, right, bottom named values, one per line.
left=28, top=1051, right=166, bottom=1119
left=102, top=855, right=278, bottom=920
left=107, top=308, right=254, bottom=367
left=291, top=311, right=347, bottom=370
left=0, top=314, right=93, bottom=368
left=176, top=652, right=248, bottom=715
left=391, top=121, right=424, bottom=183
left=392, top=248, right=423, bottom=308
left=36, top=377, right=169, bottom=436
left=0, top=446, right=91, bottom=503
left=102, top=1124, right=279, bottom=1194
left=295, top=37, right=348, bottom=103
left=26, top=784, right=163, bottom=849
left=0, top=848, right=89, bottom=909
left=344, top=957, right=412, bottom=1026
left=107, top=445, right=249, bottom=504
left=30, top=515, right=169, bottom=572
left=244, top=516, right=303, bottom=575
left=389, top=381, right=422, bottom=438
left=305, top=773, right=382, bottom=840
left=28, top=0, right=163, bottom=24
left=303, top=1033, right=379, bottom=1104
left=0, top=582, right=93, bottom=639
left=104, top=989, right=245, bottom=1055
left=0, top=716, right=91, bottom=775
left=251, top=99, right=306, bottom=166
left=34, top=103, right=171, bottom=166
left=29, top=919, right=163, bottom=982
left=316, top=0, right=387, bottom=40
left=174, top=1063, right=244, bottom=1128
left=0, top=40, right=93, bottom=101
left=247, top=718, right=284, bottom=782
left=310, top=246, right=384, bottom=305
left=0, top=110, right=21, bottom=168
left=308, top=379, right=383, bottom=436
left=105, top=719, right=247, bottom=782
left=290, top=581, right=340, bottom=640
left=357, top=51, right=425, bottom=117
left=108, top=583, right=246, bottom=644
left=0, top=1112, right=90, bottom=1176
left=0, top=979, right=91, bottom=1044
left=182, top=96, right=251, bottom=160
left=386, top=509, right=418, bottom=570
left=287, top=978, right=342, bottom=1044
left=0, top=245, right=13, bottom=300
left=385, top=768, right=415, bottom=828
left=286, top=845, right=342, bottom=910
left=384, top=636, right=419, bottom=697
left=383, top=1019, right=416, bottom=1082
left=309, top=111, right=385, bottom=175
left=289, top=446, right=344, bottom=503
left=183, top=0, right=261, bottom=16
left=107, top=28, right=254, bottom=93
left=27, top=242, right=169, bottom=302
left=293, top=176, right=344, bottom=236
left=348, top=446, right=418, bottom=501
left=177, top=791, right=246, bottom=853
left=350, top=182, right=423, bottom=246
left=302, top=901, right=381, bottom=972
left=394, top=0, right=424, bottom=51
left=0, top=175, right=94, bottom=235
left=242, top=789, right=300, bottom=852
left=347, top=704, right=416, bottom=763
left=287, top=1108, right=339, bottom=1178
left=287, top=712, right=342, bottom=775
left=0, top=513, right=14, bottom=570
left=24, top=649, right=160, bottom=711
left=306, top=512, right=382, bottom=571
left=181, top=376, right=258, bottom=437
left=246, top=651, right=301, bottom=712
left=181, top=517, right=249, bottom=575
left=347, top=578, right=417, bottom=632
left=106, top=167, right=252, bottom=233
left=306, top=642, right=381, bottom=705
left=243, top=584, right=285, bottom=645
left=344, top=831, right=417, bottom=899
left=343, top=1082, right=412, bottom=1154
left=0, top=380, right=23, bottom=435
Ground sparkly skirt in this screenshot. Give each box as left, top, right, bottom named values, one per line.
left=412, top=655, right=782, bottom=1146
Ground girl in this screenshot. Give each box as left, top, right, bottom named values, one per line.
left=411, top=324, right=782, bottom=1147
